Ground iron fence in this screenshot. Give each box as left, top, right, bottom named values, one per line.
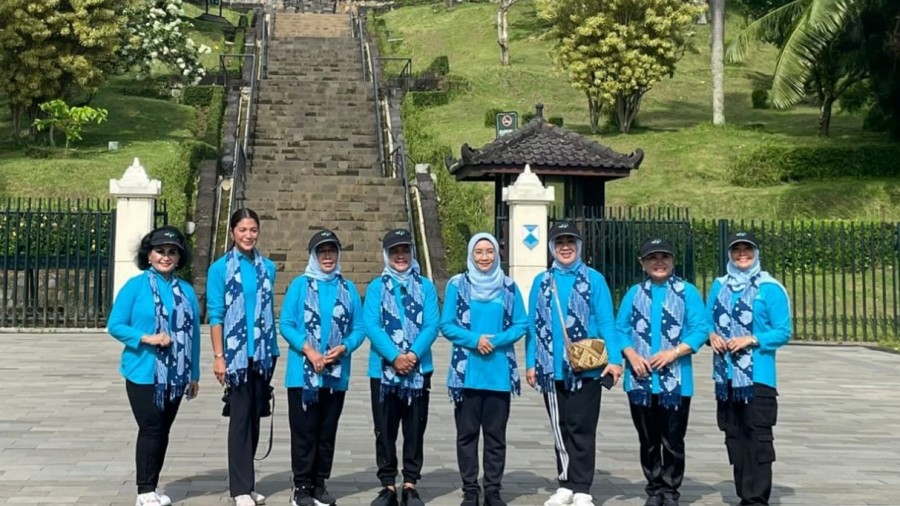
left=495, top=206, right=900, bottom=342
left=0, top=199, right=168, bottom=328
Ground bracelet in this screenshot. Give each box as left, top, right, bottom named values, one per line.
left=214, top=352, right=225, bottom=359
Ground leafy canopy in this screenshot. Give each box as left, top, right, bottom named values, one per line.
left=536, top=0, right=703, bottom=132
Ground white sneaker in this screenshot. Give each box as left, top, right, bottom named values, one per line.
left=544, top=487, right=575, bottom=506
left=135, top=492, right=161, bottom=506
left=156, top=490, right=172, bottom=506
left=234, top=494, right=256, bottom=506
left=571, top=493, right=595, bottom=506
left=250, top=491, right=266, bottom=505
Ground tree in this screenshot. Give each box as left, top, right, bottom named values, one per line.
left=536, top=0, right=704, bottom=133
left=32, top=99, right=109, bottom=149
left=496, top=0, right=520, bottom=66
left=0, top=0, right=135, bottom=137
left=116, top=0, right=211, bottom=83
left=711, top=0, right=726, bottom=125
left=726, top=0, right=870, bottom=135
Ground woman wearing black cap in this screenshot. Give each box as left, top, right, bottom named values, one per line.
left=707, top=231, right=791, bottom=506
left=108, top=225, right=200, bottom=506
left=615, top=238, right=709, bottom=506
left=364, top=229, right=440, bottom=506
left=525, top=222, right=623, bottom=506
left=279, top=230, right=366, bottom=506
left=206, top=209, right=278, bottom=506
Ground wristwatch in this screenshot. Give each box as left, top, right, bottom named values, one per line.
left=749, top=336, right=759, bottom=347
left=214, top=352, right=225, bottom=359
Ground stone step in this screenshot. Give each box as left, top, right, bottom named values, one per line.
left=268, top=37, right=359, bottom=49
left=258, top=80, right=369, bottom=93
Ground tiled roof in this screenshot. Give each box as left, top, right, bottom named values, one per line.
left=447, top=104, right=644, bottom=178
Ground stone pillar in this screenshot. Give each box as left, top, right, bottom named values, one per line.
left=502, top=164, right=555, bottom=298
left=109, top=158, right=162, bottom=298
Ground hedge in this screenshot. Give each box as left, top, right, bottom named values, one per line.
left=203, top=86, right=226, bottom=149
left=425, top=55, right=450, bottom=75
left=182, top=86, right=215, bottom=107
left=408, top=91, right=449, bottom=108
left=728, top=143, right=900, bottom=187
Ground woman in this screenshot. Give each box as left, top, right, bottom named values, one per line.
left=525, top=222, right=623, bottom=506
left=207, top=209, right=278, bottom=506
left=364, top=229, right=440, bottom=506
left=615, top=238, right=708, bottom=506
left=441, top=233, right=527, bottom=506
left=108, top=225, right=200, bottom=506
left=280, top=230, right=366, bottom=506
left=707, top=231, right=791, bottom=506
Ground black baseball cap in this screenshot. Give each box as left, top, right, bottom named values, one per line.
left=383, top=229, right=414, bottom=250
left=727, top=231, right=759, bottom=250
left=640, top=237, right=675, bottom=259
left=549, top=222, right=581, bottom=243
left=149, top=227, right=185, bottom=252
left=308, top=229, right=341, bottom=252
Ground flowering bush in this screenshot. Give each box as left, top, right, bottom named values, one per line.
left=119, top=0, right=212, bottom=84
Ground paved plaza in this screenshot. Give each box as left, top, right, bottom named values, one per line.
left=0, top=333, right=898, bottom=505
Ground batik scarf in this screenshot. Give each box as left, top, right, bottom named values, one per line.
left=447, top=273, right=520, bottom=403
left=533, top=263, right=592, bottom=392
left=379, top=264, right=425, bottom=402
left=147, top=270, right=194, bottom=410
left=223, top=247, right=275, bottom=386
left=301, top=276, right=352, bottom=407
left=627, top=276, right=685, bottom=409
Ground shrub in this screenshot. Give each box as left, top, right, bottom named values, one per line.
left=204, top=86, right=226, bottom=149
left=523, top=111, right=536, bottom=123
left=548, top=116, right=564, bottom=127
left=447, top=75, right=472, bottom=97
left=425, top=55, right=450, bottom=75
left=751, top=89, right=769, bottom=109
left=182, top=86, right=215, bottom=107
left=408, top=91, right=449, bottom=108
left=118, top=76, right=170, bottom=99
left=728, top=143, right=900, bottom=187
left=483, top=107, right=505, bottom=127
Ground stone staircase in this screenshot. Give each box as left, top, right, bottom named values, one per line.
left=243, top=11, right=409, bottom=306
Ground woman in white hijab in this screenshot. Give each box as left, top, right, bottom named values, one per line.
left=441, top=232, right=527, bottom=506
left=280, top=230, right=365, bottom=506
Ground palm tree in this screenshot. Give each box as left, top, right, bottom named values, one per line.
left=711, top=0, right=726, bottom=125
left=727, top=0, right=870, bottom=134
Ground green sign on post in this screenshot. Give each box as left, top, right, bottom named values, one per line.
left=495, top=111, right=518, bottom=138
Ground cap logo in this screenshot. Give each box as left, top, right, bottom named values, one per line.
left=736, top=232, right=747, bottom=237
left=321, top=231, right=332, bottom=237
left=559, top=224, right=569, bottom=229
left=164, top=231, right=175, bottom=238
left=651, top=239, right=661, bottom=244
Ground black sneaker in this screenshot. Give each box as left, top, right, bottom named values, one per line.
left=461, top=489, right=480, bottom=506
left=484, top=489, right=506, bottom=506
left=401, top=487, right=425, bottom=506
left=370, top=487, right=398, bottom=506
left=313, top=484, right=336, bottom=506
left=292, top=487, right=316, bottom=506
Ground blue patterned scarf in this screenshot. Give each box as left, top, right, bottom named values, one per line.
left=301, top=276, right=352, bottom=407
left=380, top=271, right=425, bottom=402
left=713, top=274, right=760, bottom=402
left=147, top=271, right=194, bottom=410
left=533, top=264, right=592, bottom=393
left=223, top=248, right=275, bottom=386
left=447, top=273, right=520, bottom=403
left=627, top=276, right=685, bottom=409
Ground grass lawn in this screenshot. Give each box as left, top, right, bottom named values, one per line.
left=378, top=1, right=900, bottom=222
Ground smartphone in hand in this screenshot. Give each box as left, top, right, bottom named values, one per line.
left=600, top=374, right=615, bottom=390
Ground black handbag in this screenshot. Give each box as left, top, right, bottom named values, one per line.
left=221, top=385, right=274, bottom=417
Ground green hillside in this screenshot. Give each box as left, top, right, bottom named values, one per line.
left=378, top=1, right=900, bottom=221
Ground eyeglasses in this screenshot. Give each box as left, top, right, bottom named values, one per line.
left=317, top=248, right=339, bottom=257
left=153, top=247, right=181, bottom=257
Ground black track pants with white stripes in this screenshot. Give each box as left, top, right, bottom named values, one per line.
left=542, top=378, right=603, bottom=495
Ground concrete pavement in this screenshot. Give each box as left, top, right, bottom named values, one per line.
left=0, top=334, right=898, bottom=505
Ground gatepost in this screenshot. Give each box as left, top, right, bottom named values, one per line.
left=502, top=164, right=555, bottom=298
left=109, top=158, right=162, bottom=298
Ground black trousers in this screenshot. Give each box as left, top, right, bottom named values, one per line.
left=228, top=358, right=276, bottom=497
left=629, top=395, right=692, bottom=501
left=288, top=387, right=346, bottom=488
left=454, top=389, right=511, bottom=494
left=542, top=378, right=602, bottom=495
left=717, top=384, right=778, bottom=506
left=126, top=380, right=183, bottom=494
left=370, top=374, right=431, bottom=486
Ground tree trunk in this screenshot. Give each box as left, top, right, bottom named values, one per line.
left=587, top=93, right=601, bottom=133
left=711, top=0, right=725, bottom=126
left=615, top=91, right=644, bottom=134
left=497, top=4, right=510, bottom=66
left=48, top=126, right=56, bottom=148
left=10, top=103, right=21, bottom=140
left=819, top=97, right=834, bottom=136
